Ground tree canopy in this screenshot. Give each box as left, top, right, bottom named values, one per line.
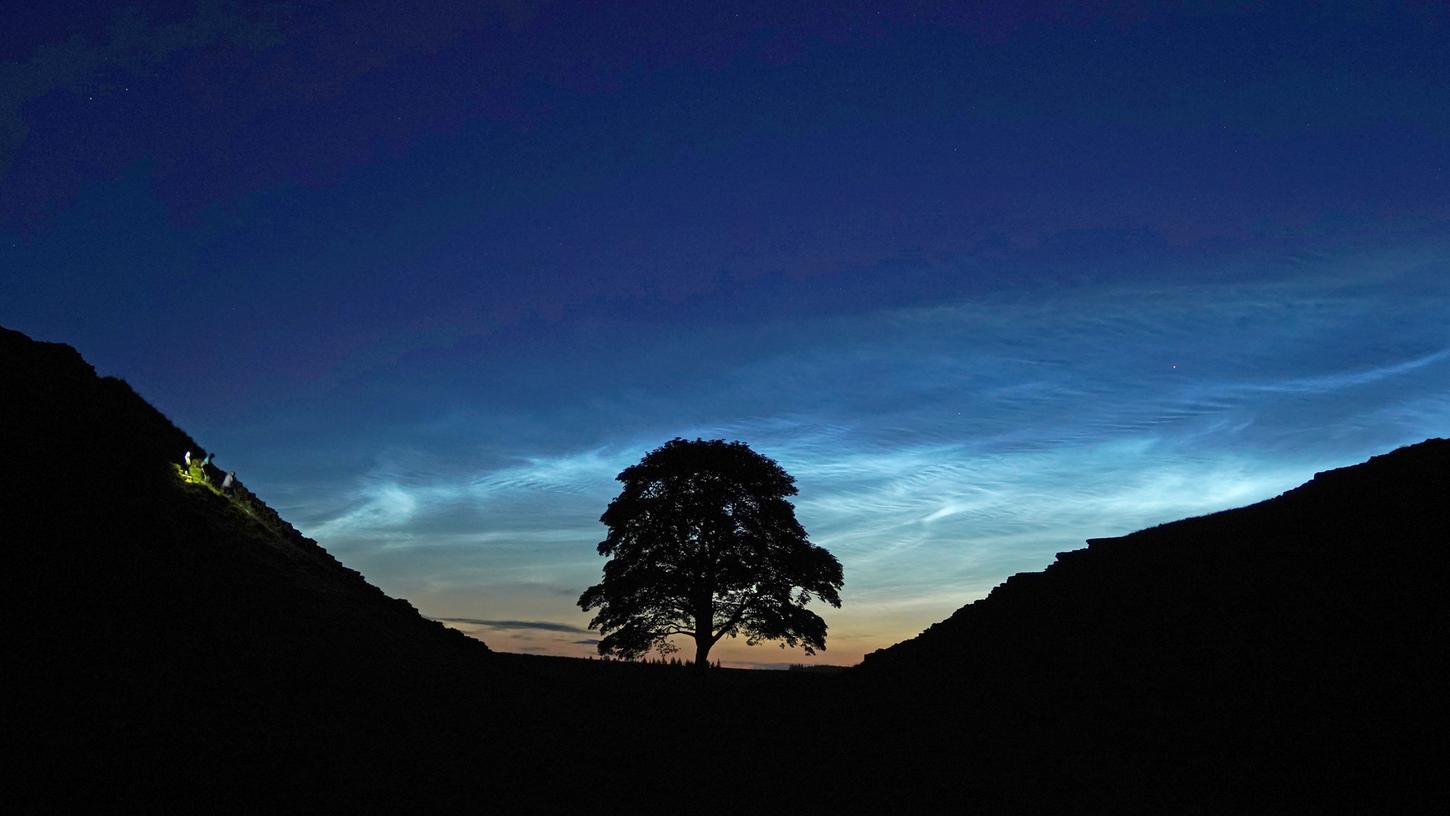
left=578, top=438, right=844, bottom=668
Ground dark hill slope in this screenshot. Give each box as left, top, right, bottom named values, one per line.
left=849, top=439, right=1450, bottom=810
left=1, top=326, right=494, bottom=807
left=1, top=326, right=486, bottom=659
left=0, top=325, right=843, bottom=812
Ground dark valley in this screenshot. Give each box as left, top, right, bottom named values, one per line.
left=4, top=324, right=1445, bottom=812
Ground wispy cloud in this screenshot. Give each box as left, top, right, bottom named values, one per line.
left=291, top=248, right=1449, bottom=661
left=1235, top=347, right=1450, bottom=395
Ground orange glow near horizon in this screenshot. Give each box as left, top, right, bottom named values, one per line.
left=438, top=619, right=879, bottom=670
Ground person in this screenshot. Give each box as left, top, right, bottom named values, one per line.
left=221, top=472, right=235, bottom=492
left=184, top=450, right=191, bottom=466
left=204, top=452, right=214, bottom=466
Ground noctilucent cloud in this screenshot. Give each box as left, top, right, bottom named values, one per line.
left=3, top=3, right=1447, bottom=666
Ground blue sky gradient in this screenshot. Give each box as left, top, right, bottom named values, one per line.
left=217, top=243, right=1449, bottom=664
left=3, top=3, right=1446, bottom=665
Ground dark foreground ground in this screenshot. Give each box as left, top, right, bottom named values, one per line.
left=14, top=640, right=1442, bottom=813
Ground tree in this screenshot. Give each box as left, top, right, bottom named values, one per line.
left=578, top=438, right=844, bottom=668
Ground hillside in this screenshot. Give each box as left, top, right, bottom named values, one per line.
left=850, top=438, right=1450, bottom=809
left=865, top=438, right=1449, bottom=674
left=1, top=326, right=494, bottom=807
left=0, top=325, right=832, bottom=812
left=1, top=324, right=489, bottom=657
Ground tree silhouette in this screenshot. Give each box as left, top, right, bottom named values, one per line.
left=578, top=438, right=844, bottom=668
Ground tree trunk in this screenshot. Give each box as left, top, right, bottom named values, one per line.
left=694, top=599, right=713, bottom=670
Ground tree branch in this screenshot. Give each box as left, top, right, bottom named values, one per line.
left=710, top=593, right=754, bottom=645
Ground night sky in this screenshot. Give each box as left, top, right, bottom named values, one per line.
left=4, top=2, right=1447, bottom=667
